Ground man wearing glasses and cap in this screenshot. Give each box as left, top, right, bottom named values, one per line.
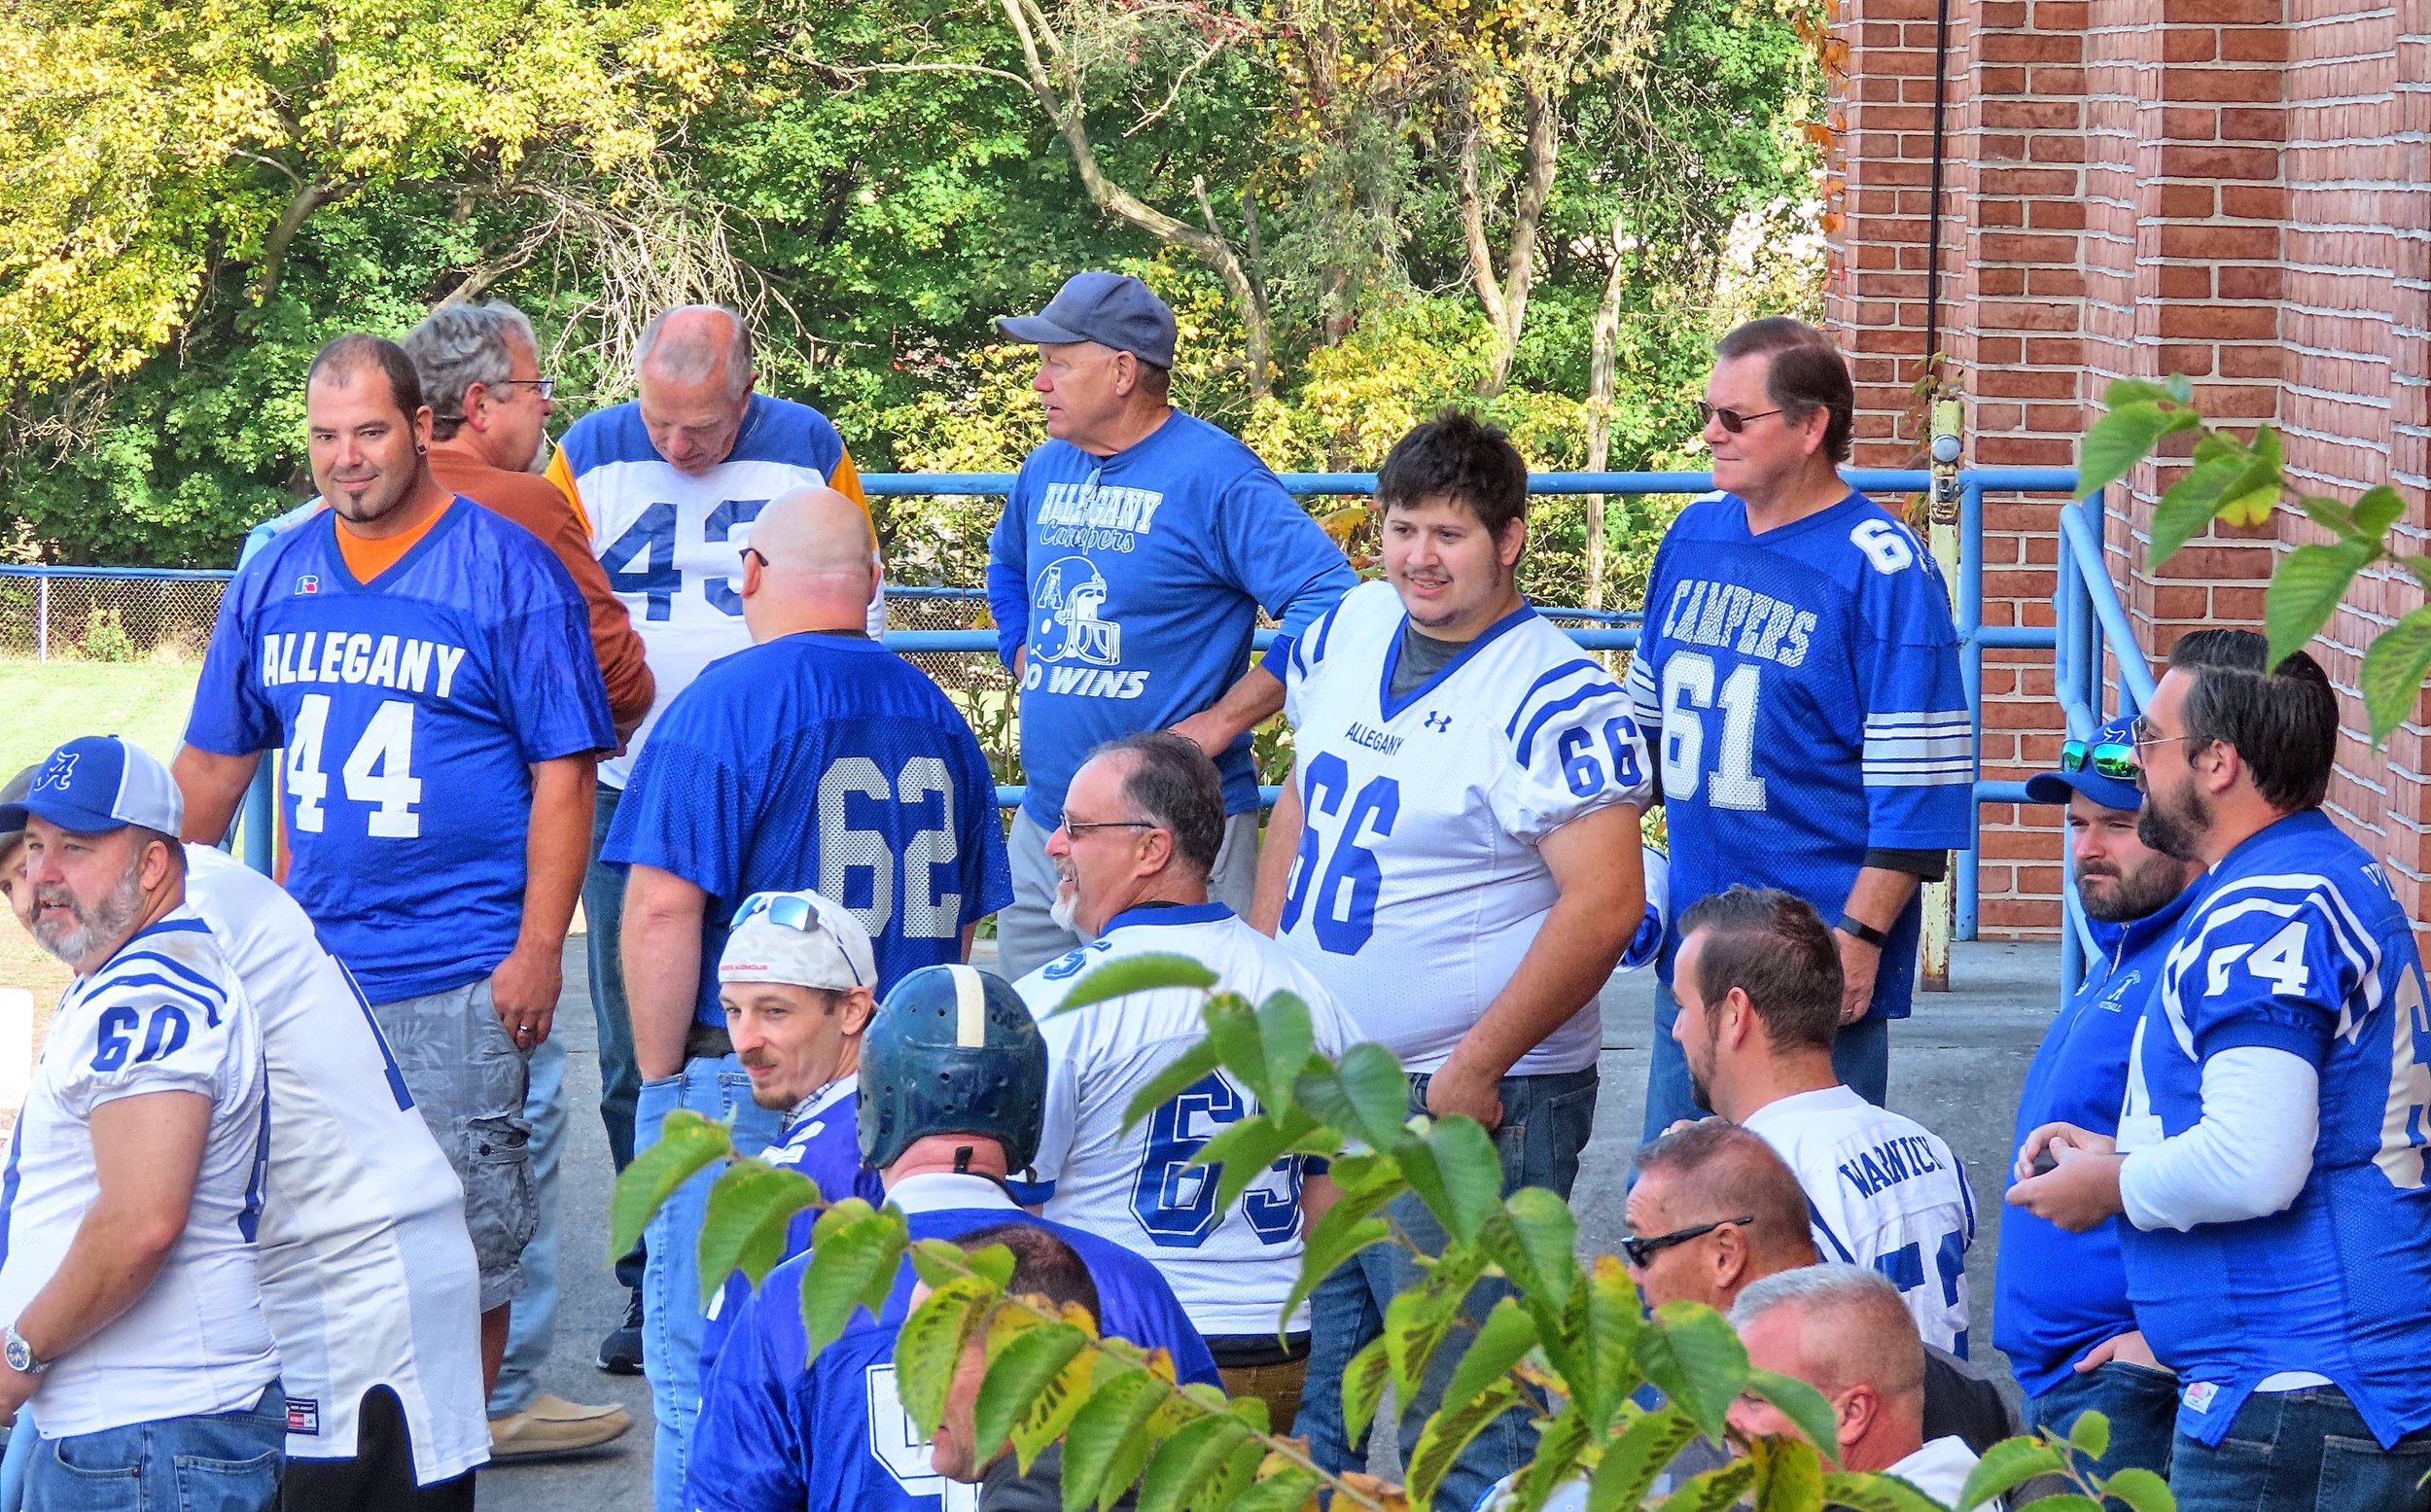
left=1992, top=713, right=2198, bottom=1488
left=1626, top=316, right=1971, bottom=1135
left=985, top=271, right=1357, bottom=981
left=606, top=485, right=1009, bottom=1511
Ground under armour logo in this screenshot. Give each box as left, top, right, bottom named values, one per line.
left=33, top=752, right=77, bottom=792
left=1423, top=711, right=1453, bottom=732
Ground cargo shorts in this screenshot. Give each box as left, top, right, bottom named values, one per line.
left=367, top=977, right=537, bottom=1312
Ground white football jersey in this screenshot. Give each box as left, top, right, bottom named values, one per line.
left=549, top=394, right=884, bottom=786
left=1277, top=581, right=1655, bottom=1072
left=1013, top=903, right=1359, bottom=1337
left=183, top=846, right=490, bottom=1480
left=0, top=907, right=278, bottom=1437
left=1741, top=1087, right=1976, bottom=1354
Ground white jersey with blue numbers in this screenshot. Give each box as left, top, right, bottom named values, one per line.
left=1278, top=581, right=1655, bottom=1073
left=549, top=395, right=879, bottom=787
left=183, top=846, right=490, bottom=1482
left=0, top=909, right=277, bottom=1437
left=1742, top=1087, right=1975, bottom=1355
left=1011, top=903, right=1359, bottom=1336
left=1626, top=492, right=1971, bottom=1021
left=2119, top=810, right=2431, bottom=1449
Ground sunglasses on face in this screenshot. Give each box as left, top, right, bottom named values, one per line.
left=1695, top=402, right=1785, bottom=434
left=1621, top=1215, right=1754, bottom=1267
left=2061, top=739, right=2140, bottom=781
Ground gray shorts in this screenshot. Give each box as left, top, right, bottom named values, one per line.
left=367, top=977, right=536, bottom=1313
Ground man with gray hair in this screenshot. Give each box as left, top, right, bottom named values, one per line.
left=1725, top=1265, right=1988, bottom=1505
left=402, top=299, right=639, bottom=1458
left=546, top=303, right=879, bottom=1372
left=1007, top=731, right=1358, bottom=1428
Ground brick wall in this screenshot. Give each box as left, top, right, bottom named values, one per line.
left=1830, top=0, right=2431, bottom=935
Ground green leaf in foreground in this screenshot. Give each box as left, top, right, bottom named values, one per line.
left=2360, top=604, right=2431, bottom=744
left=2264, top=540, right=2376, bottom=666
left=1955, top=1435, right=2069, bottom=1510
left=2077, top=402, right=2195, bottom=501
left=1653, top=1456, right=1753, bottom=1512
left=1135, top=1414, right=1251, bottom=1512
left=1817, top=1470, right=1961, bottom=1512
left=1061, top=1366, right=1166, bottom=1512
left=1584, top=1406, right=1699, bottom=1512
left=1121, top=1038, right=1224, bottom=1134
left=2064, top=1407, right=2109, bottom=1461
left=1744, top=1366, right=1843, bottom=1464
left=694, top=1160, right=823, bottom=1308
left=895, top=1274, right=996, bottom=1438
left=2147, top=451, right=2247, bottom=568
left=1635, top=1302, right=1747, bottom=1443
left=611, top=1108, right=733, bottom=1260
left=2213, top=421, right=2285, bottom=528
left=972, top=1321, right=1092, bottom=1479
left=2095, top=1466, right=2175, bottom=1512
left=1406, top=1379, right=1521, bottom=1510
left=796, top=1198, right=910, bottom=1360
left=1053, top=952, right=1217, bottom=1012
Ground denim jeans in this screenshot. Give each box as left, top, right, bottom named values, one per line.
left=2167, top=1386, right=2431, bottom=1512
left=488, top=1030, right=566, bottom=1418
left=586, top=785, right=648, bottom=1293
left=25, top=1384, right=285, bottom=1512
left=1295, top=1066, right=1599, bottom=1512
left=2026, top=1360, right=2179, bottom=1494
left=1641, top=976, right=1890, bottom=1140
left=637, top=1055, right=783, bottom=1512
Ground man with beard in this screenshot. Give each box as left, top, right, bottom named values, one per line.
left=403, top=298, right=642, bottom=1460
left=0, top=738, right=283, bottom=1509
left=1992, top=712, right=2200, bottom=1484
left=1666, top=885, right=1975, bottom=1354
left=606, top=485, right=1007, bottom=1509
left=2011, top=630, right=2431, bottom=1512
left=175, top=334, right=615, bottom=1403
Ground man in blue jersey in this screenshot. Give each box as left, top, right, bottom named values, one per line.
left=175, top=334, right=614, bottom=1400
left=987, top=272, right=1358, bottom=980
left=695, top=888, right=888, bottom=1382
left=609, top=485, right=1011, bottom=1511
left=548, top=305, right=877, bottom=1371
left=1993, top=714, right=2198, bottom=1483
left=2012, top=630, right=2431, bottom=1511
left=1627, top=317, right=1971, bottom=1136
left=687, top=963, right=1218, bottom=1512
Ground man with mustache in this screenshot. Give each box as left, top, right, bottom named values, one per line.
left=0, top=738, right=283, bottom=1509
left=175, top=333, right=616, bottom=1408
left=1992, top=712, right=2199, bottom=1485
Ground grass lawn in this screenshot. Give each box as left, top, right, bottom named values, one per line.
left=0, top=656, right=202, bottom=1031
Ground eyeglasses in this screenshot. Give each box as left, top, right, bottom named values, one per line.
left=2132, top=715, right=2191, bottom=754
left=1696, top=402, right=1785, bottom=434
left=1621, top=1215, right=1754, bottom=1267
left=738, top=546, right=769, bottom=571
left=2061, top=739, right=2139, bottom=781
left=729, top=891, right=863, bottom=983
left=493, top=376, right=557, bottom=399
left=1061, top=819, right=1161, bottom=839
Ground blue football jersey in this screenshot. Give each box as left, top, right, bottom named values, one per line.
left=700, top=1081, right=886, bottom=1381
left=1625, top=493, right=1971, bottom=1020
left=604, top=631, right=1013, bottom=1025
left=687, top=1200, right=1220, bottom=1512
left=2119, top=810, right=2431, bottom=1447
left=185, top=502, right=614, bottom=1002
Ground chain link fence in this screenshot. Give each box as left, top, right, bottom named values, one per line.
left=0, top=569, right=230, bottom=663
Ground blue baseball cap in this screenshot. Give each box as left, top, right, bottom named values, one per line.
left=2024, top=713, right=2142, bottom=811
left=0, top=736, right=184, bottom=838
left=995, top=272, right=1178, bottom=368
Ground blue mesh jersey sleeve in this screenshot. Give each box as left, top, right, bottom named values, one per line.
left=2162, top=872, right=2374, bottom=1069
left=603, top=736, right=750, bottom=898
left=1850, top=524, right=1972, bottom=852
left=687, top=1264, right=820, bottom=1512
left=184, top=536, right=290, bottom=757
left=487, top=542, right=616, bottom=764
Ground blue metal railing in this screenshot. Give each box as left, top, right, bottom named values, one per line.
left=175, top=466, right=2152, bottom=948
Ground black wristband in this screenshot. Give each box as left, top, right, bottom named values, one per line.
left=1837, top=914, right=1889, bottom=948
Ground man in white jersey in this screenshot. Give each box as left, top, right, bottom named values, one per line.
left=548, top=304, right=879, bottom=1369
left=1669, top=886, right=1975, bottom=1354
left=0, top=766, right=491, bottom=1509
left=0, top=738, right=281, bottom=1510
left=1012, top=732, right=1357, bottom=1428
left=1251, top=410, right=1651, bottom=1511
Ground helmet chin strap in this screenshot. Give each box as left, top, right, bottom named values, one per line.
left=954, top=1144, right=974, bottom=1174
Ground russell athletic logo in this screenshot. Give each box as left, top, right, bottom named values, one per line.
left=295, top=575, right=320, bottom=596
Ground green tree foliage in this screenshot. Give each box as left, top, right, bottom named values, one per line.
left=1, top=0, right=1823, bottom=572
left=616, top=953, right=2173, bottom=1512
left=2078, top=379, right=2431, bottom=743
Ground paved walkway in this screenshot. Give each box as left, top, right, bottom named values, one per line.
left=478, top=934, right=2065, bottom=1507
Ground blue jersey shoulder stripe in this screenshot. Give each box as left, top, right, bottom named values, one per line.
left=84, top=973, right=228, bottom=1028
left=0, top=1123, right=22, bottom=1276
left=1808, top=1199, right=1855, bottom=1262
left=130, top=918, right=213, bottom=940
left=562, top=396, right=843, bottom=475
left=1510, top=679, right=1627, bottom=763
left=95, top=950, right=227, bottom=1003
left=1502, top=658, right=1608, bottom=738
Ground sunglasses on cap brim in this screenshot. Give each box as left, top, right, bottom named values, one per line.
left=2061, top=739, right=2139, bottom=782
left=729, top=892, right=865, bottom=984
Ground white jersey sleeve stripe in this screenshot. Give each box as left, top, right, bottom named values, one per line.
left=1864, top=710, right=1974, bottom=731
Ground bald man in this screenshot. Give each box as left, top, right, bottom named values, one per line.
left=602, top=485, right=1010, bottom=1511
left=547, top=307, right=878, bottom=1374
left=1725, top=1266, right=1989, bottom=1505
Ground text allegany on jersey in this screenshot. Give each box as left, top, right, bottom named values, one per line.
left=1656, top=578, right=1821, bottom=670
left=257, top=632, right=471, bottom=699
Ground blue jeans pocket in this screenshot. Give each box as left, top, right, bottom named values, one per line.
left=172, top=1447, right=281, bottom=1512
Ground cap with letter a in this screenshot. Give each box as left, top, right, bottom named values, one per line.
left=0, top=736, right=183, bottom=838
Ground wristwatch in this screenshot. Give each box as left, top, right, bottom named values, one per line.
left=1837, top=914, right=1890, bottom=949
left=5, top=1323, right=48, bottom=1376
